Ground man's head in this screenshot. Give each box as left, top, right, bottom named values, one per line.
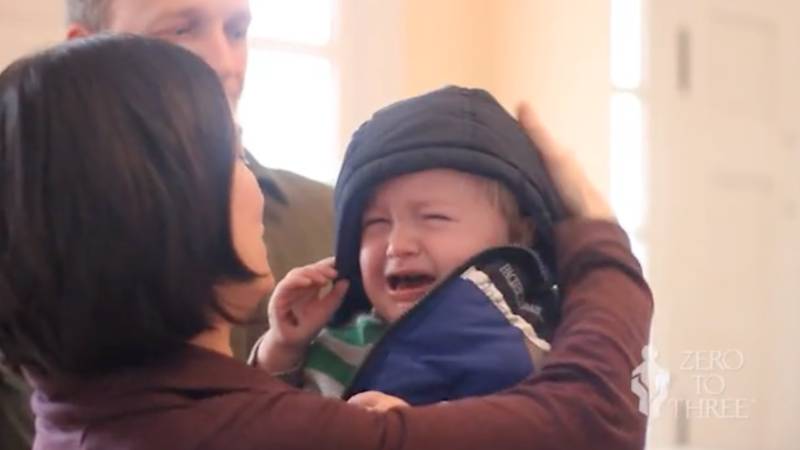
left=359, top=169, right=534, bottom=323
left=65, top=0, right=250, bottom=105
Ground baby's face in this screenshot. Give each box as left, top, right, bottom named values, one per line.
left=359, top=169, right=511, bottom=323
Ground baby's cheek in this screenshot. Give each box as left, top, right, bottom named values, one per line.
left=358, top=245, right=376, bottom=277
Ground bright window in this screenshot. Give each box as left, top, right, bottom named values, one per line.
left=239, top=0, right=340, bottom=184
left=610, top=92, right=645, bottom=232
left=610, top=0, right=648, bottom=269
left=610, top=0, right=643, bottom=90
left=249, top=0, right=334, bottom=45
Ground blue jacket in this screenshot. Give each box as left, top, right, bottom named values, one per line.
left=344, top=246, right=553, bottom=405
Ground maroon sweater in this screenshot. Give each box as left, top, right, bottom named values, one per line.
left=29, top=220, right=653, bottom=450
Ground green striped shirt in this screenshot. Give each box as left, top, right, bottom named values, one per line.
left=303, top=313, right=387, bottom=398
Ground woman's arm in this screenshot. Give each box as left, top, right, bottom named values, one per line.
left=239, top=106, right=652, bottom=449
left=235, top=218, right=651, bottom=450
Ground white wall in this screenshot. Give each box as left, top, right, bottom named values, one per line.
left=0, top=0, right=65, bottom=69
left=401, top=0, right=496, bottom=95
left=339, top=0, right=613, bottom=197
left=489, top=0, right=612, bottom=196
left=338, top=0, right=500, bottom=150
left=337, top=0, right=408, bottom=144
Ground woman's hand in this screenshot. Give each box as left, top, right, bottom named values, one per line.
left=516, top=103, right=616, bottom=222
left=348, top=391, right=410, bottom=413
left=256, top=257, right=349, bottom=373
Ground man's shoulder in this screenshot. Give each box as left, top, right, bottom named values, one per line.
left=259, top=167, right=333, bottom=198
left=247, top=162, right=336, bottom=280
left=0, top=368, right=33, bottom=450
left=245, top=154, right=333, bottom=207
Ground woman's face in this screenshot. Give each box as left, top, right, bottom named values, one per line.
left=216, top=158, right=274, bottom=319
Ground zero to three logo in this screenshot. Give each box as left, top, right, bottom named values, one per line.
left=631, top=345, right=671, bottom=418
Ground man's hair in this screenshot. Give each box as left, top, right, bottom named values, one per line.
left=66, top=0, right=112, bottom=30
left=0, top=35, right=256, bottom=376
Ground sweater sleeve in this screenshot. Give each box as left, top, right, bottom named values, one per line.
left=236, top=219, right=653, bottom=450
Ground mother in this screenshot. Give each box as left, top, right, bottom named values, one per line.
left=0, top=35, right=652, bottom=450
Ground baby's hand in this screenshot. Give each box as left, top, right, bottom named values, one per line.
left=348, top=391, right=410, bottom=413
left=257, top=257, right=349, bottom=373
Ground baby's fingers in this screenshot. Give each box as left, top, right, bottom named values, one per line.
left=290, top=258, right=338, bottom=285
left=306, top=257, right=339, bottom=280
left=348, top=391, right=410, bottom=412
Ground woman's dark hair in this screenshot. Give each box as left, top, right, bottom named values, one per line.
left=0, top=35, right=257, bottom=375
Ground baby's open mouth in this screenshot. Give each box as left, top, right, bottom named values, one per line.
left=387, top=273, right=437, bottom=291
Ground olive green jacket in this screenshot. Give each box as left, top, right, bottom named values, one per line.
left=1, top=366, right=33, bottom=450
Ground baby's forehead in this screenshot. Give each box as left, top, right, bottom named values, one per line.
left=363, top=168, right=508, bottom=208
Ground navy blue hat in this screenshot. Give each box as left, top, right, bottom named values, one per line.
left=332, top=86, right=565, bottom=325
